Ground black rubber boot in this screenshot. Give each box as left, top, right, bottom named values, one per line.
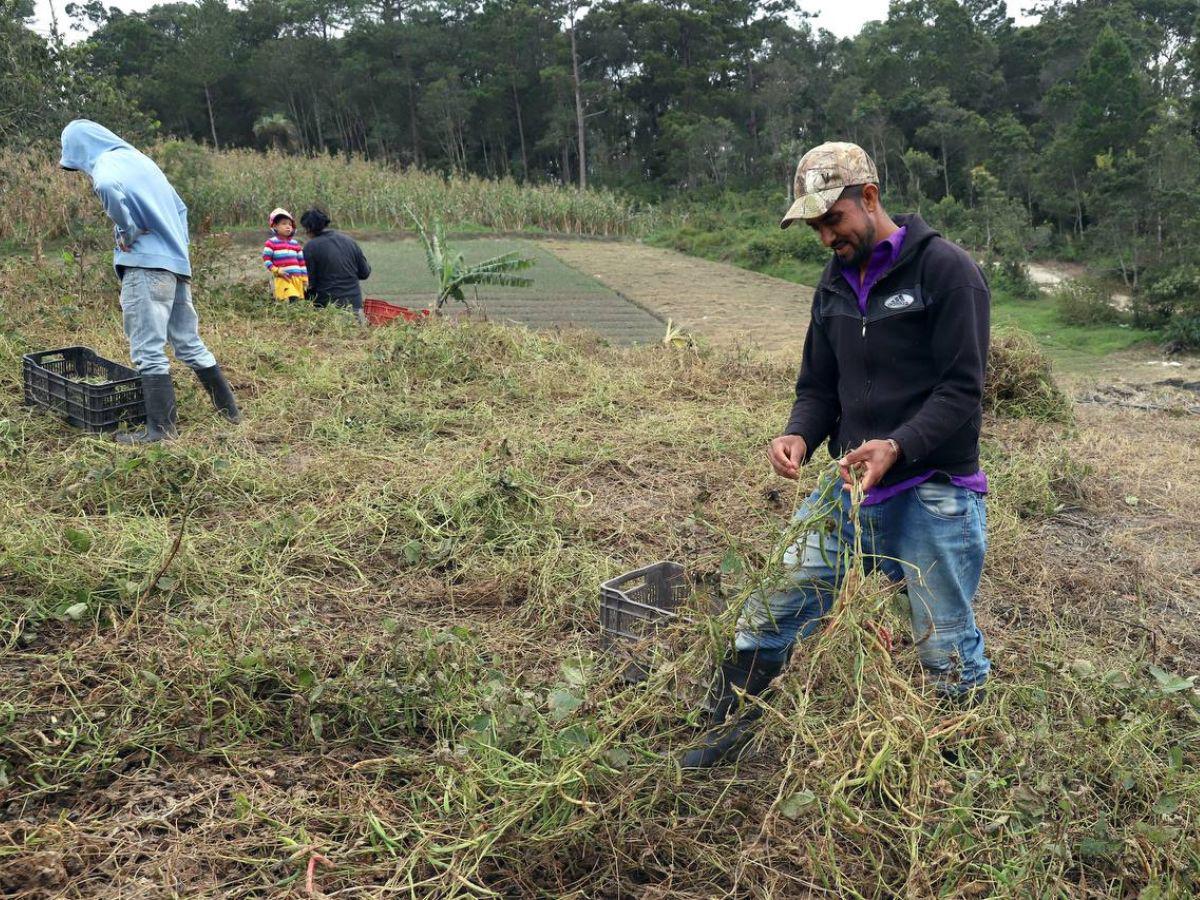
left=680, top=651, right=784, bottom=769
left=114, top=374, right=177, bottom=444
left=194, top=364, right=241, bottom=423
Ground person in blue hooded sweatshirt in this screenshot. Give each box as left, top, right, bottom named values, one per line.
left=59, top=119, right=240, bottom=443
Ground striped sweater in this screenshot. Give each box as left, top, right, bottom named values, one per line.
left=262, top=234, right=307, bottom=277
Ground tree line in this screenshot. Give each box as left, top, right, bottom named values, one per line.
left=4, top=0, right=1200, bottom=330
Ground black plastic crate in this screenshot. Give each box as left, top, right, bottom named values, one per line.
left=600, top=561, right=691, bottom=649
left=601, top=561, right=726, bottom=683
left=23, top=347, right=145, bottom=433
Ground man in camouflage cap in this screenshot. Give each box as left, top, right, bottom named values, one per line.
left=778, top=141, right=879, bottom=227
left=683, top=141, right=992, bottom=768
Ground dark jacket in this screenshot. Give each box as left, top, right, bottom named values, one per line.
left=304, top=230, right=371, bottom=309
left=784, top=214, right=989, bottom=486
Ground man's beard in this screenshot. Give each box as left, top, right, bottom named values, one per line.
left=844, top=223, right=877, bottom=270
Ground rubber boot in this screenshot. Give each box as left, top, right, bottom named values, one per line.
left=114, top=374, right=177, bottom=444
left=194, top=364, right=241, bottom=423
left=680, top=651, right=784, bottom=769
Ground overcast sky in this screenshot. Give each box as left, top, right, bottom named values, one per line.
left=30, top=0, right=1036, bottom=42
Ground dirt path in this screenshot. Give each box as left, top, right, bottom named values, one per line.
left=543, top=240, right=813, bottom=356
left=1026, top=260, right=1086, bottom=290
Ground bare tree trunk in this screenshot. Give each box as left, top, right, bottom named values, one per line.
left=287, top=95, right=308, bottom=152
left=1131, top=217, right=1139, bottom=290
left=879, top=135, right=889, bottom=192
left=408, top=84, right=421, bottom=166
left=204, top=83, right=220, bottom=149
left=562, top=139, right=572, bottom=187
left=1071, top=170, right=1083, bottom=238
left=569, top=14, right=586, bottom=190
left=512, top=77, right=529, bottom=181
left=1156, top=159, right=1164, bottom=258
left=941, top=136, right=950, bottom=197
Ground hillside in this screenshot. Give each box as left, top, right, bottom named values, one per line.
left=1, top=244, right=1199, bottom=897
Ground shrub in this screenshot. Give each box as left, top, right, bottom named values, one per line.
left=743, top=229, right=826, bottom=267
left=1164, top=314, right=1200, bottom=352
left=1054, top=279, right=1124, bottom=326
left=987, top=260, right=1039, bottom=300
left=985, top=328, right=1073, bottom=422
left=1136, top=264, right=1200, bottom=329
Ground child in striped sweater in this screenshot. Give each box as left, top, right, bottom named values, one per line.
left=263, top=208, right=308, bottom=301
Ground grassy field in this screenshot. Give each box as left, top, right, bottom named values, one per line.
left=645, top=195, right=1166, bottom=372
left=990, top=294, right=1160, bottom=371
left=0, top=143, right=658, bottom=250
left=362, top=237, right=666, bottom=345
left=2, top=240, right=1199, bottom=896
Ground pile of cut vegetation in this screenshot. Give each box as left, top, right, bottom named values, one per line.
left=0, top=247, right=1196, bottom=897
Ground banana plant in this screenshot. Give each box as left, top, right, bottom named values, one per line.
left=407, top=207, right=534, bottom=312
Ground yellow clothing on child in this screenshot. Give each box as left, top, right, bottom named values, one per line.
left=272, top=272, right=308, bottom=301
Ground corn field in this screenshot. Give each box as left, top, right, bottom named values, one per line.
left=0, top=142, right=660, bottom=249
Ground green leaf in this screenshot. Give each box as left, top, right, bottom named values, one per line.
left=64, top=527, right=92, bottom=552
left=778, top=790, right=817, bottom=820
left=1078, top=835, right=1121, bottom=858
left=1152, top=794, right=1180, bottom=816
left=1133, top=822, right=1180, bottom=846
left=1103, top=670, right=1133, bottom=690
left=155, top=575, right=177, bottom=591
left=719, top=548, right=743, bottom=575
left=309, top=713, right=325, bottom=742
left=62, top=602, right=88, bottom=621
left=1011, top=784, right=1048, bottom=819
left=1147, top=664, right=1195, bottom=694
left=1070, top=659, right=1097, bottom=679
left=561, top=662, right=587, bottom=688
left=559, top=725, right=592, bottom=748
left=548, top=689, right=582, bottom=721
left=295, top=667, right=317, bottom=691
left=603, top=747, right=631, bottom=770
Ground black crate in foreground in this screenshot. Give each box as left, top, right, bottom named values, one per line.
left=602, top=560, right=710, bottom=683
left=600, top=561, right=691, bottom=647
left=23, top=347, right=145, bottom=433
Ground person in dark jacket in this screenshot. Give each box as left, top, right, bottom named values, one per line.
left=682, top=142, right=991, bottom=768
left=300, top=208, right=371, bottom=321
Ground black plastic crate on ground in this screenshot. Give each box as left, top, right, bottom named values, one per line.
left=600, top=561, right=690, bottom=648
left=23, top=347, right=145, bottom=433
left=601, top=560, right=723, bottom=683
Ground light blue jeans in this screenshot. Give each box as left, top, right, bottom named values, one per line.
left=736, top=475, right=990, bottom=695
left=119, top=267, right=217, bottom=375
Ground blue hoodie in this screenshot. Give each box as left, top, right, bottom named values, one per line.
left=60, top=120, right=192, bottom=278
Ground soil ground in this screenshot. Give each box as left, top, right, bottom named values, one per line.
left=4, top=236, right=1200, bottom=896
left=542, top=238, right=814, bottom=355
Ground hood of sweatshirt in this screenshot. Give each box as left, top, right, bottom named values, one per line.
left=60, top=119, right=134, bottom=174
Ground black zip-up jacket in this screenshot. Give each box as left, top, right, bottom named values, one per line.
left=784, top=214, right=989, bottom=487
left=304, top=230, right=371, bottom=310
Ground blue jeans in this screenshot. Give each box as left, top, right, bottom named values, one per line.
left=119, top=267, right=217, bottom=375
left=735, top=475, right=990, bottom=695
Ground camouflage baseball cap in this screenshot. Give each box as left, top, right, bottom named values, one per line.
left=779, top=142, right=879, bottom=229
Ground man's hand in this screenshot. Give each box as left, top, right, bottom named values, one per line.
left=767, top=435, right=807, bottom=480
left=839, top=439, right=900, bottom=492
left=115, top=228, right=147, bottom=253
